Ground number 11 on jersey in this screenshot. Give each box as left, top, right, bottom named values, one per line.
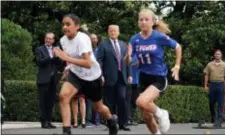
left=138, top=53, right=151, bottom=64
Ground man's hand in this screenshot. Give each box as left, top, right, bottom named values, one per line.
left=128, top=76, right=132, bottom=84
left=204, top=86, right=209, bottom=93
left=53, top=48, right=68, bottom=61
left=52, top=46, right=60, bottom=57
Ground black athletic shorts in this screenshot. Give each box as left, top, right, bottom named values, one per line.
left=66, top=70, right=102, bottom=102
left=139, top=72, right=168, bottom=93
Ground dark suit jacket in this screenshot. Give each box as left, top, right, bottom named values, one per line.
left=97, top=39, right=131, bottom=86
left=35, top=45, right=63, bottom=84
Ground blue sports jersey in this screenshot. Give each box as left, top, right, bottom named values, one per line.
left=131, top=55, right=140, bottom=84
left=129, top=30, right=177, bottom=77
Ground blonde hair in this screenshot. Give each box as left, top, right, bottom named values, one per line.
left=139, top=9, right=171, bottom=35
left=108, top=24, right=120, bottom=31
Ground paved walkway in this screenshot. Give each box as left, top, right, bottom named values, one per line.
left=2, top=122, right=225, bottom=134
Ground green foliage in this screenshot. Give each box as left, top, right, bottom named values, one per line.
left=1, top=1, right=225, bottom=84
left=157, top=85, right=210, bottom=122
left=1, top=19, right=35, bottom=80
left=5, top=80, right=223, bottom=123
left=4, top=80, right=38, bottom=121
left=164, top=1, right=225, bottom=85
left=3, top=80, right=60, bottom=121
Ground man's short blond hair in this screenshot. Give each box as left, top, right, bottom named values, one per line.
left=108, top=25, right=120, bottom=30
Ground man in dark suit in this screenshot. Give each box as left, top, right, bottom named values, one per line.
left=97, top=25, right=132, bottom=131
left=35, top=32, right=63, bottom=128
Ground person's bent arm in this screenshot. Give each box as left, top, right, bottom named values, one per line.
left=65, top=53, right=92, bottom=69
left=53, top=48, right=92, bottom=69
left=124, top=43, right=132, bottom=65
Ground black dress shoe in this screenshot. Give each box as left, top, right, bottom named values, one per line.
left=48, top=122, right=56, bottom=128
left=213, top=120, right=222, bottom=128
left=119, top=125, right=131, bottom=131
left=41, top=122, right=50, bottom=129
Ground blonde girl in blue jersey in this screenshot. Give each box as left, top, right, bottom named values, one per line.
left=126, top=9, right=182, bottom=134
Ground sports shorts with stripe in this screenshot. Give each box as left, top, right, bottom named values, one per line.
left=139, top=72, right=168, bottom=93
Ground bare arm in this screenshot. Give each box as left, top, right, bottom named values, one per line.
left=204, top=74, right=209, bottom=88
left=65, top=53, right=92, bottom=69
left=53, top=48, right=92, bottom=69
left=175, top=43, right=182, bottom=67
left=124, top=43, right=132, bottom=65
left=171, top=44, right=182, bottom=81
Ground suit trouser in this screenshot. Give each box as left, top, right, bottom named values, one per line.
left=126, top=84, right=139, bottom=120
left=103, top=71, right=128, bottom=126
left=37, top=76, right=57, bottom=122
left=209, top=82, right=224, bottom=122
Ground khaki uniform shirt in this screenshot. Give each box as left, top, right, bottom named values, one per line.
left=203, top=60, right=225, bottom=82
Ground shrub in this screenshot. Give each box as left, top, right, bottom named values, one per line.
left=1, top=19, right=35, bottom=80
left=4, top=80, right=224, bottom=123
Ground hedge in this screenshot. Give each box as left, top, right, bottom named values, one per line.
left=3, top=80, right=224, bottom=123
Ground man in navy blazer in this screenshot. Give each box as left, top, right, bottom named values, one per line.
left=97, top=25, right=132, bottom=131
left=35, top=32, right=63, bottom=128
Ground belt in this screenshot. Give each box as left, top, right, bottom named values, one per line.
left=210, top=80, right=224, bottom=83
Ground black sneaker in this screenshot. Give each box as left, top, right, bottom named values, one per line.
left=63, top=127, right=71, bottom=135
left=82, top=123, right=86, bottom=128
left=107, top=114, right=118, bottom=135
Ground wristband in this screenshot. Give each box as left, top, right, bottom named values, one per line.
left=174, top=65, right=180, bottom=69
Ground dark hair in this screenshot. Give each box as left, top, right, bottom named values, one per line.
left=97, top=35, right=102, bottom=46
left=63, top=13, right=80, bottom=25
left=214, top=49, right=222, bottom=54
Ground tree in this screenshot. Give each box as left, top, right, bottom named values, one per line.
left=164, top=1, right=225, bottom=85
left=181, top=1, right=225, bottom=85
left=2, top=1, right=224, bottom=85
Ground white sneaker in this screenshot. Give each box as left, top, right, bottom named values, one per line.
left=157, top=109, right=170, bottom=133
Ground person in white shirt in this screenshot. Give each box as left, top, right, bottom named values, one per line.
left=53, top=14, right=118, bottom=135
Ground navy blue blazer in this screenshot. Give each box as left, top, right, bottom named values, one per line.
left=97, top=39, right=131, bottom=86
left=35, top=45, right=63, bottom=84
